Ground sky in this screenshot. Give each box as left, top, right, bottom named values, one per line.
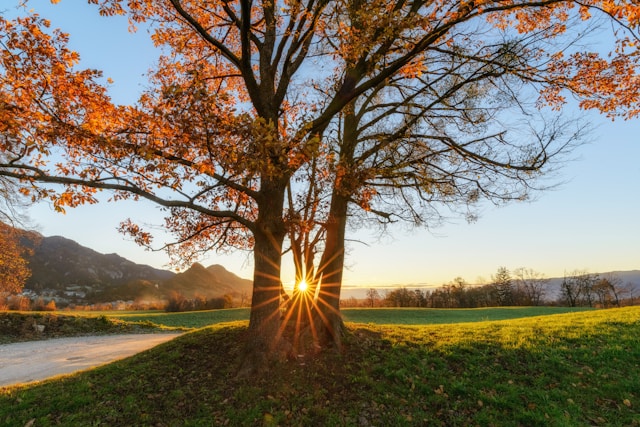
left=7, top=1, right=640, bottom=292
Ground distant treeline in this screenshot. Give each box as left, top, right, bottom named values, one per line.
left=343, top=268, right=638, bottom=309
left=5, top=268, right=637, bottom=313
left=164, top=292, right=237, bottom=312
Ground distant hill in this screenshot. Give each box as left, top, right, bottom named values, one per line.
left=545, top=270, right=640, bottom=300
left=25, top=235, right=174, bottom=292
left=23, top=234, right=252, bottom=304
left=160, top=263, right=252, bottom=299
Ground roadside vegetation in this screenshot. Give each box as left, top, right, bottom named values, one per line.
left=1, top=307, right=639, bottom=426
left=0, top=312, right=173, bottom=344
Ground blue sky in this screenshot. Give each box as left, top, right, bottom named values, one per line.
left=10, top=1, right=640, bottom=290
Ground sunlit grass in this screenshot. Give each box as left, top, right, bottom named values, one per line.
left=1, top=307, right=639, bottom=426
left=341, top=306, right=594, bottom=325
left=106, top=308, right=251, bottom=329
left=110, top=306, right=594, bottom=329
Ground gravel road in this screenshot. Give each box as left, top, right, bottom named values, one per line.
left=0, top=333, right=182, bottom=387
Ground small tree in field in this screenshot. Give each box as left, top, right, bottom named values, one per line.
left=492, top=267, right=514, bottom=306
left=365, top=288, right=380, bottom=308
left=513, top=268, right=549, bottom=306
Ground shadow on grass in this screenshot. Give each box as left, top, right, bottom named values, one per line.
left=1, top=309, right=639, bottom=426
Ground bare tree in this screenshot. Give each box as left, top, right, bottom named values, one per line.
left=594, top=273, right=630, bottom=308
left=627, top=282, right=640, bottom=306
left=365, top=288, right=380, bottom=308
left=561, top=270, right=600, bottom=307
left=513, top=267, right=549, bottom=306
left=561, top=271, right=582, bottom=307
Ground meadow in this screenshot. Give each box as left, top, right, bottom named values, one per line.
left=1, top=306, right=638, bottom=426
left=104, top=306, right=594, bottom=329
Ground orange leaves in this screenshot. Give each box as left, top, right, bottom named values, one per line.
left=485, top=2, right=572, bottom=35
left=596, top=1, right=640, bottom=27
left=52, top=189, right=98, bottom=213
left=118, top=218, right=153, bottom=247
left=357, top=187, right=378, bottom=212
left=578, top=5, right=592, bottom=20
left=398, top=60, right=424, bottom=80
left=3, top=0, right=640, bottom=273
left=469, top=2, right=640, bottom=119
left=0, top=223, right=33, bottom=294
left=543, top=49, right=640, bottom=119
left=1, top=13, right=113, bottom=142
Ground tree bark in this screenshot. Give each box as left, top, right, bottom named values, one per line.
left=313, top=101, right=359, bottom=349
left=315, top=191, right=349, bottom=349
left=239, top=176, right=288, bottom=375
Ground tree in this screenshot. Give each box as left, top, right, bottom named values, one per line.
left=0, top=4, right=328, bottom=369
left=561, top=272, right=582, bottom=307
left=1, top=1, right=640, bottom=368
left=294, top=0, right=640, bottom=343
left=0, top=222, right=32, bottom=294
left=365, top=288, right=380, bottom=308
left=384, top=288, right=416, bottom=307
left=513, top=267, right=549, bottom=306
left=492, top=267, right=513, bottom=306
left=0, top=167, right=35, bottom=295
left=593, top=277, right=615, bottom=308
left=449, top=278, right=469, bottom=308
left=593, top=273, right=625, bottom=308
left=561, top=270, right=599, bottom=307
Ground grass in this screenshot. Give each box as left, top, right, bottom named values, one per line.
left=1, top=307, right=639, bottom=426
left=106, top=308, right=251, bottom=329
left=106, top=306, right=594, bottom=330
left=2, top=306, right=581, bottom=343
left=341, top=306, right=594, bottom=325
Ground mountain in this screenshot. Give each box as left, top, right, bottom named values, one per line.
left=25, top=235, right=174, bottom=293
left=160, top=263, right=253, bottom=298
left=23, top=234, right=252, bottom=304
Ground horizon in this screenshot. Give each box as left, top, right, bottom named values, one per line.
left=25, top=232, right=640, bottom=297
left=9, top=1, right=640, bottom=290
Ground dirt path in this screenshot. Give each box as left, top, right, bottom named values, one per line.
left=0, top=333, right=182, bottom=387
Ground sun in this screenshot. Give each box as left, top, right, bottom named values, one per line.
left=297, top=280, right=309, bottom=292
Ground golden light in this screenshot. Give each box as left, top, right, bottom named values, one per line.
left=297, top=280, right=309, bottom=292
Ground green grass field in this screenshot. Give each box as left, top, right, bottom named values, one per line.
left=1, top=306, right=639, bottom=426
left=341, top=306, right=594, bottom=325
left=104, top=306, right=594, bottom=329
left=106, top=308, right=251, bottom=329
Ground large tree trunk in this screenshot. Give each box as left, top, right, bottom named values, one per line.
left=239, top=177, right=288, bottom=375
left=315, top=192, right=349, bottom=349
left=314, top=101, right=359, bottom=349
